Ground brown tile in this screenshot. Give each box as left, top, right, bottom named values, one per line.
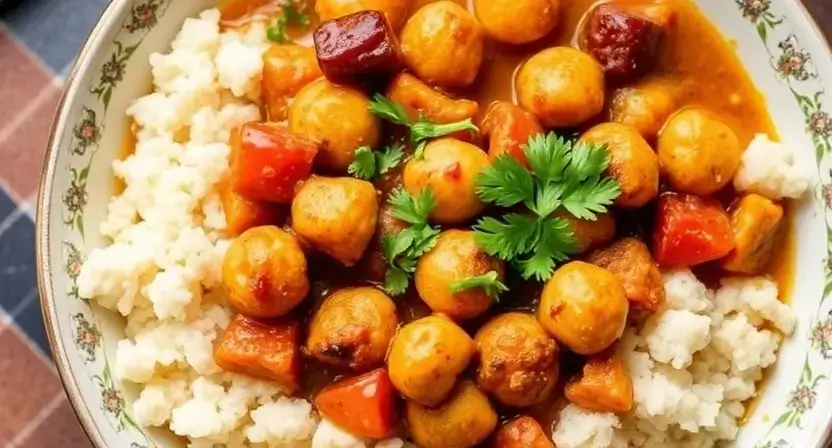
left=0, top=86, right=61, bottom=198
left=0, top=30, right=53, bottom=130
left=18, top=395, right=93, bottom=448
left=0, top=326, right=61, bottom=444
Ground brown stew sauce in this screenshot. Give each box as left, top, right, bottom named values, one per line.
left=121, top=0, right=796, bottom=434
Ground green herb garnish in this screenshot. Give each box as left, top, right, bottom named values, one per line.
left=347, top=144, right=405, bottom=181
left=381, top=188, right=441, bottom=296
left=369, top=94, right=478, bottom=159
left=474, top=133, right=621, bottom=282
left=267, top=2, right=311, bottom=43
left=449, top=271, right=508, bottom=300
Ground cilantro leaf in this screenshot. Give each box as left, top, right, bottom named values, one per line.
left=369, top=94, right=412, bottom=126
left=476, top=155, right=535, bottom=208
left=449, top=271, right=508, bottom=299
left=561, top=177, right=620, bottom=220
left=348, top=147, right=376, bottom=180
left=382, top=231, right=416, bottom=264
left=407, top=225, right=441, bottom=259
left=515, top=217, right=577, bottom=281
left=410, top=119, right=479, bottom=142
left=530, top=180, right=564, bottom=218
left=388, top=188, right=435, bottom=226
left=474, top=214, right=540, bottom=259
left=384, top=266, right=410, bottom=296
left=525, top=133, right=570, bottom=183
left=266, top=2, right=310, bottom=43
left=564, top=140, right=611, bottom=182
left=376, top=143, right=405, bottom=175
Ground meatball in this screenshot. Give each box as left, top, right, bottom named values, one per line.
left=581, top=122, right=659, bottom=208
left=306, top=287, right=399, bottom=371
left=222, top=226, right=309, bottom=318
left=316, top=0, right=412, bottom=30
left=403, top=138, right=489, bottom=224
left=555, top=210, right=616, bottom=253
left=538, top=261, right=628, bottom=355
left=387, top=314, right=476, bottom=406
left=516, top=47, right=605, bottom=128
left=406, top=380, right=498, bottom=448
left=291, top=176, right=379, bottom=266
left=475, top=313, right=559, bottom=408
left=473, top=0, right=560, bottom=44
left=289, top=78, right=381, bottom=171
left=262, top=44, right=322, bottom=121
left=609, top=76, right=679, bottom=140
left=415, top=230, right=505, bottom=320
left=588, top=238, right=665, bottom=318
left=657, top=107, right=742, bottom=196
left=401, top=1, right=485, bottom=88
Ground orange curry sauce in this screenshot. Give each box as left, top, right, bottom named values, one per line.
left=119, top=0, right=796, bottom=432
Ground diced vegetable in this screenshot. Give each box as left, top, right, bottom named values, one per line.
left=218, top=178, right=285, bottom=236
left=564, top=346, right=634, bottom=413
left=653, top=192, right=735, bottom=267
left=262, top=45, right=322, bottom=121
left=722, top=194, right=784, bottom=274
left=314, top=10, right=403, bottom=85
left=490, top=415, right=555, bottom=448
left=588, top=237, right=665, bottom=318
left=314, top=368, right=398, bottom=439
left=387, top=73, right=479, bottom=126
left=480, top=101, right=543, bottom=168
left=214, top=314, right=301, bottom=394
left=229, top=123, right=318, bottom=204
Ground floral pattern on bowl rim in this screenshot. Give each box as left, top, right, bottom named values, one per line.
left=34, top=0, right=832, bottom=447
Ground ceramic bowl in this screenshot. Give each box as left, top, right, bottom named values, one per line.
left=34, top=0, right=832, bottom=446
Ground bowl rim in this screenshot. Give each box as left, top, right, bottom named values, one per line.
left=33, top=0, right=832, bottom=447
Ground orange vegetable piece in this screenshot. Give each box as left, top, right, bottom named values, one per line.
left=315, top=368, right=398, bottom=439
left=229, top=123, right=319, bottom=204
left=219, top=178, right=285, bottom=236
left=262, top=45, right=323, bottom=121
left=722, top=194, right=784, bottom=275
left=653, top=192, right=735, bottom=267
left=481, top=101, right=543, bottom=168
left=214, top=314, right=301, bottom=394
left=565, top=347, right=634, bottom=413
left=490, top=415, right=554, bottom=448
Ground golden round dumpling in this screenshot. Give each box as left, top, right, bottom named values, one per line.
left=474, top=0, right=560, bottom=44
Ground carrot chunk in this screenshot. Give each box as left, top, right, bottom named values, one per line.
left=490, top=415, right=554, bottom=448
left=653, top=192, right=735, bottom=267
left=214, top=314, right=301, bottom=394
left=229, top=123, right=318, bottom=204
left=219, top=178, right=285, bottom=236
left=564, top=347, right=634, bottom=413
left=481, top=101, right=543, bottom=168
left=314, top=368, right=398, bottom=439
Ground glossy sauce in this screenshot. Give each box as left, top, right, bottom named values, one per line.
left=122, top=0, right=797, bottom=432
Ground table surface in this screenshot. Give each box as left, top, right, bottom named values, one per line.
left=0, top=0, right=829, bottom=446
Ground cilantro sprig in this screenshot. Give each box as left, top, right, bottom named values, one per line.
left=381, top=189, right=441, bottom=296
left=348, top=144, right=405, bottom=181
left=474, top=133, right=621, bottom=282
left=449, top=271, right=508, bottom=300
left=369, top=95, right=478, bottom=159
left=267, top=2, right=311, bottom=43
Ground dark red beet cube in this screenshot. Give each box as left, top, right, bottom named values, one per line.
left=313, top=10, right=403, bottom=85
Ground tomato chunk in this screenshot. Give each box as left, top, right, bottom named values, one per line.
left=229, top=123, right=318, bottom=204
left=653, top=192, right=735, bottom=267
left=214, top=314, right=301, bottom=394
left=314, top=368, right=398, bottom=439
left=481, top=102, right=543, bottom=168
left=219, top=178, right=285, bottom=236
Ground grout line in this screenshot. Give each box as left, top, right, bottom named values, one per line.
left=0, top=208, right=25, bottom=239
left=0, top=178, right=26, bottom=208
left=9, top=287, right=38, bottom=320
left=0, top=85, right=56, bottom=147
left=6, top=391, right=65, bottom=448
left=0, top=22, right=59, bottom=79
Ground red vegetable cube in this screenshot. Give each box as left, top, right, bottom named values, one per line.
left=653, top=192, right=735, bottom=267
left=315, top=368, right=398, bottom=439
left=229, top=123, right=318, bottom=204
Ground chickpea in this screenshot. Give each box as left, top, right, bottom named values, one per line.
left=306, top=287, right=398, bottom=371
left=291, top=176, right=379, bottom=267
left=401, top=1, right=485, bottom=88
left=316, top=0, right=413, bottom=30
left=609, top=76, right=679, bottom=141
left=516, top=47, right=605, bottom=128
left=406, top=380, right=498, bottom=448
left=475, top=313, right=559, bottom=407
left=657, top=107, right=742, bottom=196
left=387, top=315, right=476, bottom=406
left=289, top=78, right=381, bottom=171
left=554, top=210, right=616, bottom=253
left=262, top=45, right=322, bottom=121
left=582, top=123, right=659, bottom=208
left=222, top=226, right=309, bottom=318
left=538, top=261, right=628, bottom=355
left=473, top=0, right=559, bottom=44
left=402, top=138, right=489, bottom=224
left=415, top=230, right=504, bottom=320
